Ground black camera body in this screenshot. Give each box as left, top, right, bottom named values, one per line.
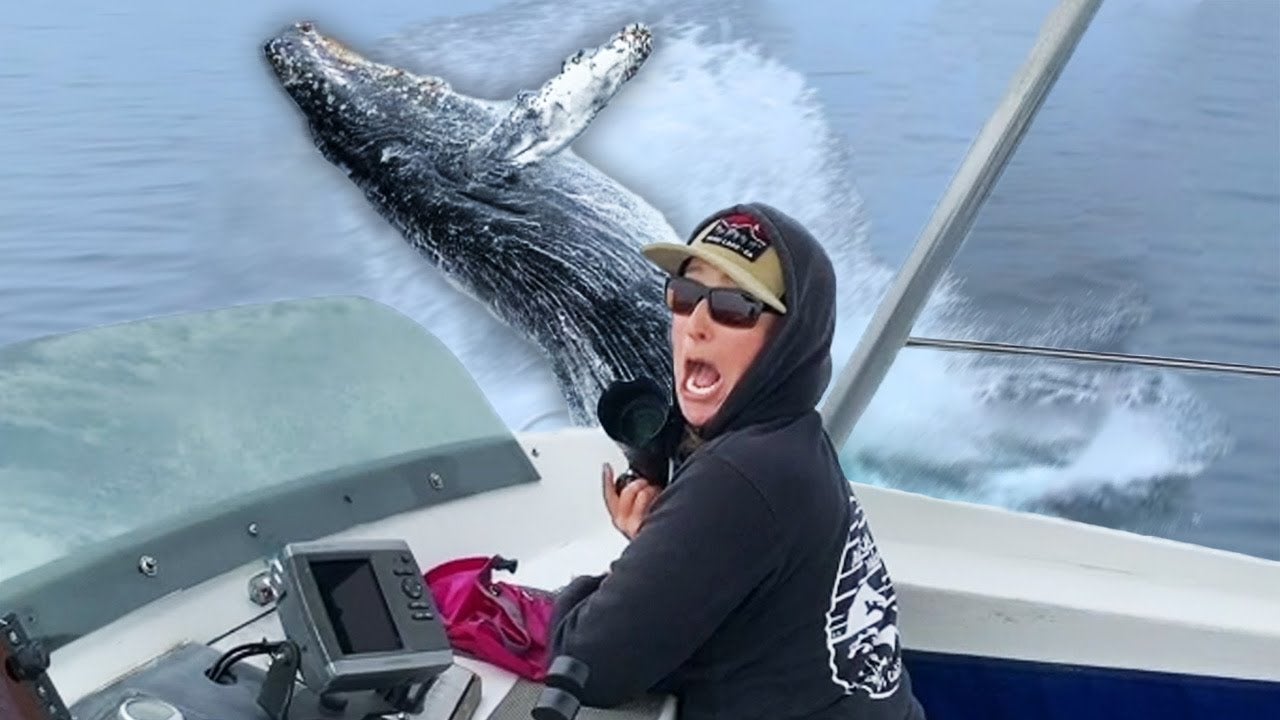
left=595, top=376, right=683, bottom=492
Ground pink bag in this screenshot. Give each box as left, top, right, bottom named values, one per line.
left=423, top=555, right=555, bottom=681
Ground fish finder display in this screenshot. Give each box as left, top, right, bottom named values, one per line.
left=273, top=539, right=454, bottom=697
left=312, top=559, right=403, bottom=655
left=62, top=541, right=475, bottom=720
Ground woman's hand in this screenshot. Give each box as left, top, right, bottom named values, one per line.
left=602, top=462, right=660, bottom=540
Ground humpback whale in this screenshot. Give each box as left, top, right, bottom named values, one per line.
left=263, top=22, right=679, bottom=424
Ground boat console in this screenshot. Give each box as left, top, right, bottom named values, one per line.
left=45, top=539, right=604, bottom=720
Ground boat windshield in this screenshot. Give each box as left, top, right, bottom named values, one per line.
left=0, top=296, right=517, bottom=586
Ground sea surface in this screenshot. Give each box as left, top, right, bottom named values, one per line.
left=1, top=0, right=1276, bottom=574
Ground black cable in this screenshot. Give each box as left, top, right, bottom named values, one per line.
left=204, top=640, right=284, bottom=684
left=202, top=639, right=301, bottom=720
left=206, top=642, right=272, bottom=683
left=276, top=642, right=300, bottom=720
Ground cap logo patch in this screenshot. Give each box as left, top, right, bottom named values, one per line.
left=700, top=212, right=770, bottom=262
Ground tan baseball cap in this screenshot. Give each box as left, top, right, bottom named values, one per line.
left=641, top=211, right=787, bottom=314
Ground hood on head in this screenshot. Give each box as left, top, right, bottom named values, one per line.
left=678, top=201, right=837, bottom=440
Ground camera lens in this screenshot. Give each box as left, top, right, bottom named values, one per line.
left=619, top=397, right=665, bottom=443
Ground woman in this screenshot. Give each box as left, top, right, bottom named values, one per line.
left=550, top=202, right=926, bottom=720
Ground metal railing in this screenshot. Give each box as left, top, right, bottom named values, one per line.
left=902, top=336, right=1280, bottom=378
left=820, top=0, right=1106, bottom=446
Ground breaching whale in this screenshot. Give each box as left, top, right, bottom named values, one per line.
left=263, top=21, right=679, bottom=425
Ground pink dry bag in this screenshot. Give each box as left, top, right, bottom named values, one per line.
left=423, top=555, right=555, bottom=681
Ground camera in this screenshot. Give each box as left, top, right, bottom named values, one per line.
left=595, top=376, right=682, bottom=492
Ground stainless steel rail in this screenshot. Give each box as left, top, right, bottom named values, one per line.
left=821, top=0, right=1105, bottom=446
left=903, top=336, right=1280, bottom=378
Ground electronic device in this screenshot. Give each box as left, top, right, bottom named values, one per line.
left=1, top=612, right=72, bottom=720
left=263, top=538, right=455, bottom=718
left=273, top=538, right=453, bottom=695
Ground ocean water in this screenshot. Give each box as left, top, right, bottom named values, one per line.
left=0, top=0, right=1276, bottom=566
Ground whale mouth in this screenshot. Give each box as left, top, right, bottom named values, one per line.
left=263, top=21, right=379, bottom=87
left=263, top=23, right=323, bottom=87
left=264, top=20, right=451, bottom=103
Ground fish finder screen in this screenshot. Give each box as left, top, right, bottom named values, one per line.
left=311, top=559, right=404, bottom=655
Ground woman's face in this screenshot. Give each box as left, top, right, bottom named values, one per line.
left=669, top=258, right=779, bottom=429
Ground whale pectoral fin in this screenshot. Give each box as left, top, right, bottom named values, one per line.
left=562, top=49, right=588, bottom=71
left=466, top=24, right=652, bottom=169
left=465, top=91, right=550, bottom=166
left=467, top=80, right=592, bottom=168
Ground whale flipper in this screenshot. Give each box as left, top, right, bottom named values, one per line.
left=468, top=23, right=653, bottom=169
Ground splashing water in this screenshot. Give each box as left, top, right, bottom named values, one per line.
left=229, top=0, right=1228, bottom=522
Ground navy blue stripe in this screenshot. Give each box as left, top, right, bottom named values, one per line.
left=903, top=648, right=1280, bottom=719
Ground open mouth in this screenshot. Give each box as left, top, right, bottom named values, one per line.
left=682, top=359, right=722, bottom=399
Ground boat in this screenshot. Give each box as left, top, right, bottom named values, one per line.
left=2, top=0, right=1277, bottom=718
left=1, top=290, right=1277, bottom=720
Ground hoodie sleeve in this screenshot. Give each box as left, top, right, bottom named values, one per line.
left=548, top=453, right=783, bottom=707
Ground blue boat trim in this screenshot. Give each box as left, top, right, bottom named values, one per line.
left=903, top=648, right=1280, bottom=719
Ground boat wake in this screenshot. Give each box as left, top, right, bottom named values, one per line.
left=221, top=0, right=1229, bottom=528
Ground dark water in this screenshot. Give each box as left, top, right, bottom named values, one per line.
left=0, top=0, right=1276, bottom=561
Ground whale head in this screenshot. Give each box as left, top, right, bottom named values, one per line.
left=263, top=22, right=483, bottom=177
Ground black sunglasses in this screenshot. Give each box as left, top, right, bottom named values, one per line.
left=664, top=275, right=776, bottom=328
